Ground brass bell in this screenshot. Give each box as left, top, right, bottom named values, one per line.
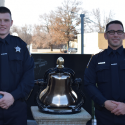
left=36, top=57, right=85, bottom=114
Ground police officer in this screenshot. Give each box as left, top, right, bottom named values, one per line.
left=0, top=7, right=34, bottom=125
left=84, top=20, right=125, bottom=125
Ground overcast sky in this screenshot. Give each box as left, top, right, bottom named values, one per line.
left=5, top=0, right=125, bottom=27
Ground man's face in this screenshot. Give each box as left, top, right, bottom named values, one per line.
left=0, top=13, right=13, bottom=39
left=104, top=24, right=125, bottom=50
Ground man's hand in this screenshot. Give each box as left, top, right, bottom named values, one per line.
left=104, top=100, right=118, bottom=111
left=111, top=101, right=125, bottom=115
left=0, top=91, right=14, bottom=109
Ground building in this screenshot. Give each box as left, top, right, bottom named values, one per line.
left=77, top=33, right=125, bottom=54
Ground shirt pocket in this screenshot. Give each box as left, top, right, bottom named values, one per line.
left=120, top=64, right=125, bottom=82
left=96, top=65, right=110, bottom=83
left=9, top=54, right=23, bottom=74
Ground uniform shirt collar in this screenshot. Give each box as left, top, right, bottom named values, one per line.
left=0, top=34, right=10, bottom=44
left=107, top=46, right=123, bottom=55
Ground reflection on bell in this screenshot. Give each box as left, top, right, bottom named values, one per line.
left=52, top=95, right=68, bottom=106
left=39, top=72, right=77, bottom=107
left=36, top=57, right=85, bottom=114
left=56, top=57, right=64, bottom=68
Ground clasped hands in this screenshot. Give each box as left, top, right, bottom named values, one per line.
left=0, top=91, right=14, bottom=109
left=104, top=100, right=125, bottom=116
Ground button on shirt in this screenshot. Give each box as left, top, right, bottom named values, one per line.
left=84, top=46, right=125, bottom=107
left=0, top=34, right=34, bottom=100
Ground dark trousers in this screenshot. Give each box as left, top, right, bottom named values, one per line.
left=95, top=108, right=125, bottom=125
left=0, top=100, right=27, bottom=125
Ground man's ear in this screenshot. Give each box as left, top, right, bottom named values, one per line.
left=123, top=33, right=125, bottom=40
left=104, top=33, right=108, bottom=40
left=11, top=20, right=13, bottom=27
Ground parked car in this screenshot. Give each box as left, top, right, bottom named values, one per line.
left=67, top=48, right=77, bottom=54
left=60, top=48, right=67, bottom=53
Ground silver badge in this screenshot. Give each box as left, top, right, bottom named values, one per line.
left=98, top=62, right=105, bottom=64
left=15, top=46, right=21, bottom=52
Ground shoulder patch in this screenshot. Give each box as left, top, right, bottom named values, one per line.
left=87, top=54, right=94, bottom=68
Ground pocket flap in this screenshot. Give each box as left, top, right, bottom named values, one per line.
left=9, top=54, right=23, bottom=61
left=96, top=65, right=109, bottom=72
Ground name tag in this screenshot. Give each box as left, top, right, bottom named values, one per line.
left=98, top=62, right=105, bottom=64
left=111, top=63, right=117, bottom=65
left=1, top=53, right=7, bottom=55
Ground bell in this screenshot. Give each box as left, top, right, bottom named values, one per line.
left=39, top=57, right=77, bottom=107
left=36, top=57, right=85, bottom=114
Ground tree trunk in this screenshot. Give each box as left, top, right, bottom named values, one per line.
left=67, top=41, right=69, bottom=50
left=50, top=45, right=53, bottom=51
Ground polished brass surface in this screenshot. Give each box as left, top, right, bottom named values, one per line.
left=39, top=72, right=78, bottom=107
left=36, top=56, right=84, bottom=114
left=56, top=57, right=64, bottom=68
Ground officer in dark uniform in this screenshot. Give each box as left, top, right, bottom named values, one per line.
left=0, top=7, right=34, bottom=125
left=84, top=20, right=125, bottom=125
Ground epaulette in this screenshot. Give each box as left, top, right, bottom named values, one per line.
left=11, top=35, right=26, bottom=44
left=94, top=49, right=104, bottom=56
left=11, top=35, right=19, bottom=38
left=86, top=49, right=105, bottom=68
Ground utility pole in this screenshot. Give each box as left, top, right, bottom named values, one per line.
left=80, top=14, right=85, bottom=54
left=0, top=0, right=5, bottom=6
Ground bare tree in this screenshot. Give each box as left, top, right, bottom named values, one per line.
left=86, top=8, right=114, bottom=33
left=21, top=25, right=32, bottom=44
left=11, top=25, right=32, bottom=45
left=37, top=0, right=87, bottom=49
left=32, top=24, right=49, bottom=49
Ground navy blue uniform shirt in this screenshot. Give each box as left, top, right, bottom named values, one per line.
left=84, top=46, right=125, bottom=107
left=0, top=34, right=34, bottom=100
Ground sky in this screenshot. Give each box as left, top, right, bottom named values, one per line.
left=5, top=0, right=125, bottom=27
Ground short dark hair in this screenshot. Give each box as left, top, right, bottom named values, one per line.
left=105, top=20, right=124, bottom=32
left=0, top=6, right=12, bottom=19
